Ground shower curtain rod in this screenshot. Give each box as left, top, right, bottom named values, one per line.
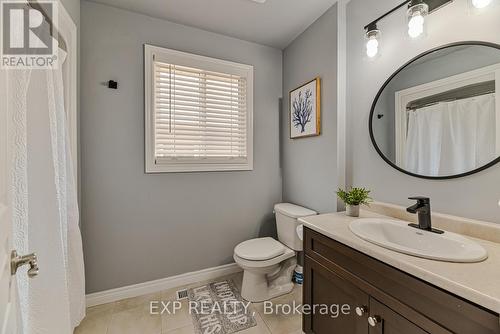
left=27, top=1, right=67, bottom=52
left=406, top=80, right=495, bottom=110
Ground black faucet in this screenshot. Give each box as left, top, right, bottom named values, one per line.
left=406, top=197, right=443, bottom=234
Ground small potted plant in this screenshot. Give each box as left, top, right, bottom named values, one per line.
left=336, top=187, right=372, bottom=217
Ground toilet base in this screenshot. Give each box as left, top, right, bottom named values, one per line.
left=240, top=257, right=297, bottom=302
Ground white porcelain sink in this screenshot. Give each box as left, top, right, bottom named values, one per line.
left=349, top=218, right=488, bottom=263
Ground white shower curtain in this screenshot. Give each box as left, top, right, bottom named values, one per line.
left=405, top=93, right=496, bottom=176
left=8, top=46, right=86, bottom=333
left=6, top=57, right=32, bottom=334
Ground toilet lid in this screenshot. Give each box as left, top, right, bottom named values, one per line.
left=234, top=237, right=286, bottom=261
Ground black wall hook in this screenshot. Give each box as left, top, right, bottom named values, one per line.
left=108, top=80, right=118, bottom=89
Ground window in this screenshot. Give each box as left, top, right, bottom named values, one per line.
left=144, top=45, right=254, bottom=173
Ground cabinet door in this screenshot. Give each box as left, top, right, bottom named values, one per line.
left=368, top=298, right=429, bottom=334
left=304, top=256, right=369, bottom=334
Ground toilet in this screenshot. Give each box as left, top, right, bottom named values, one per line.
left=233, top=203, right=317, bottom=302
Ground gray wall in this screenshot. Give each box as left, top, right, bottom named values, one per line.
left=347, top=0, right=500, bottom=223
left=282, top=4, right=338, bottom=214
left=81, top=1, right=282, bottom=293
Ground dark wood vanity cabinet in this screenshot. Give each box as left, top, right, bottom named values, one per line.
left=305, top=257, right=368, bottom=334
left=303, top=227, right=500, bottom=334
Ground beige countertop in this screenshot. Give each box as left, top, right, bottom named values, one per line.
left=299, top=209, right=500, bottom=315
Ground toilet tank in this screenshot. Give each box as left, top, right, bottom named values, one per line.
left=274, top=203, right=317, bottom=251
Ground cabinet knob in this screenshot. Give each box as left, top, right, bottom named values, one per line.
left=355, top=306, right=368, bottom=316
left=368, top=315, right=382, bottom=327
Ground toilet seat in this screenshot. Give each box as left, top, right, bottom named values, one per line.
left=234, top=237, right=286, bottom=261
left=234, top=247, right=295, bottom=269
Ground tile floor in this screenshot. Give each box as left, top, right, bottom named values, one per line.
left=74, top=272, right=303, bottom=334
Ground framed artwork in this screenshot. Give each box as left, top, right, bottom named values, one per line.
left=289, top=78, right=321, bottom=139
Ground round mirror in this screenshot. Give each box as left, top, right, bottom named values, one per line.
left=370, top=42, right=500, bottom=179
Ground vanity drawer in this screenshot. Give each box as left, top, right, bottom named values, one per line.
left=304, top=227, right=500, bottom=334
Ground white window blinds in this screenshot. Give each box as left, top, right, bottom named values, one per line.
left=145, top=45, right=253, bottom=173
left=154, top=62, right=247, bottom=159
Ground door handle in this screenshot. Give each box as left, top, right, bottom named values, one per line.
left=11, top=250, right=39, bottom=278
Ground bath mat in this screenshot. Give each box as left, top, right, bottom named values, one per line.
left=188, top=280, right=257, bottom=334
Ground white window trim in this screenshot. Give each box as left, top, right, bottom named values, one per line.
left=144, top=44, right=254, bottom=173
left=394, top=62, right=500, bottom=167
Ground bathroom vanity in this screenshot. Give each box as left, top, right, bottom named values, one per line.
left=300, top=205, right=500, bottom=334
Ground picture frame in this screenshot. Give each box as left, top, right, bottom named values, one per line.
left=289, top=77, right=321, bottom=139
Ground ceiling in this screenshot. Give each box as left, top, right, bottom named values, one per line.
left=87, top=0, right=338, bottom=49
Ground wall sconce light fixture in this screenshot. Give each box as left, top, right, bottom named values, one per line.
left=363, top=0, right=459, bottom=57
left=365, top=23, right=380, bottom=58
left=407, top=0, right=429, bottom=38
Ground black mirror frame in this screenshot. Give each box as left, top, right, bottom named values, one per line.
left=369, top=41, right=500, bottom=180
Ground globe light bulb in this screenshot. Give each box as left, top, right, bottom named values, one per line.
left=407, top=1, right=428, bottom=39
left=366, top=37, right=379, bottom=58
left=472, top=0, right=492, bottom=8
left=408, top=12, right=425, bottom=38
left=365, top=25, right=380, bottom=59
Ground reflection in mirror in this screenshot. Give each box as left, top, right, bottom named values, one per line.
left=371, top=43, right=500, bottom=178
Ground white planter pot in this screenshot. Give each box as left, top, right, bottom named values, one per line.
left=346, top=205, right=360, bottom=217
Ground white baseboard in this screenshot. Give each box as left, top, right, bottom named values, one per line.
left=86, top=263, right=242, bottom=307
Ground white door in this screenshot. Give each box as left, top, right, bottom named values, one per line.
left=0, top=70, right=17, bottom=334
